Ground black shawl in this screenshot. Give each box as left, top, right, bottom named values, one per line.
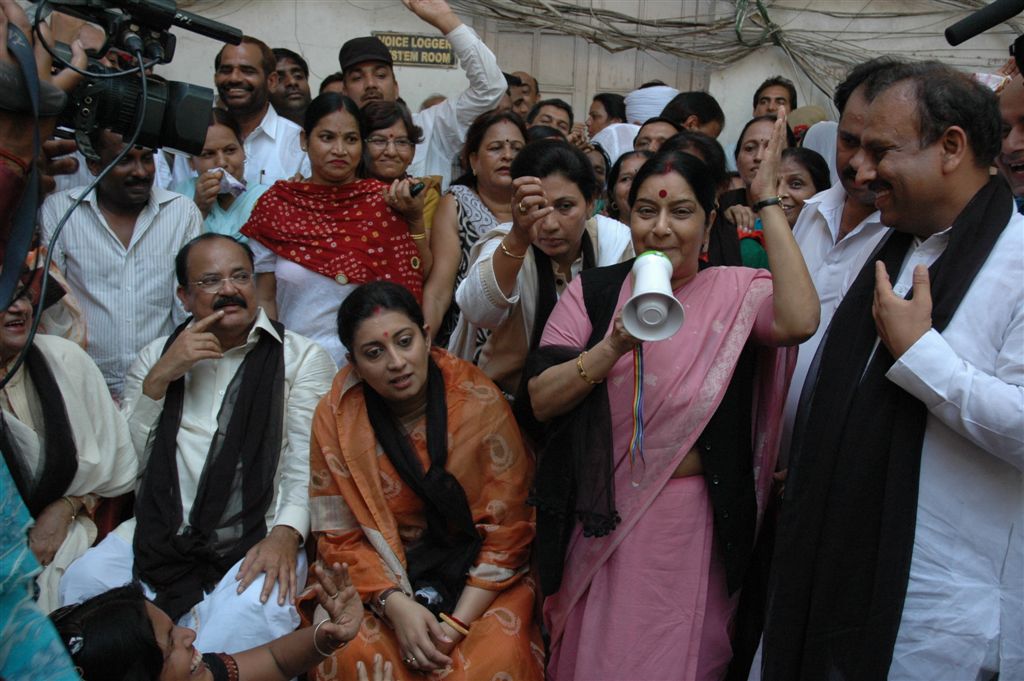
left=134, top=318, right=286, bottom=621
left=520, top=260, right=631, bottom=595
left=761, top=176, right=1012, bottom=679
left=363, top=357, right=481, bottom=615
left=0, top=344, right=77, bottom=517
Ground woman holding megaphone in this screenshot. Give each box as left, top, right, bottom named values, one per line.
left=524, top=108, right=819, bottom=680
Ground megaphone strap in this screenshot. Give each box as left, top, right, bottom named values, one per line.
left=627, top=345, right=646, bottom=486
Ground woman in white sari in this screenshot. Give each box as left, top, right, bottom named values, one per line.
left=0, top=279, right=136, bottom=611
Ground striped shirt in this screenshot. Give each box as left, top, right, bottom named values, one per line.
left=40, top=186, right=202, bottom=398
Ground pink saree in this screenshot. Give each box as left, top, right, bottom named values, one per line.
left=539, top=266, right=794, bottom=681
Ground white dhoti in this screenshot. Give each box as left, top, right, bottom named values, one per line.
left=59, top=531, right=307, bottom=654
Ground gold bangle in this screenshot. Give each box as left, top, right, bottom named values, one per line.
left=409, top=232, right=427, bottom=241
left=499, top=240, right=527, bottom=259
left=576, top=350, right=602, bottom=385
left=439, top=612, right=470, bottom=637
left=61, top=496, right=77, bottom=521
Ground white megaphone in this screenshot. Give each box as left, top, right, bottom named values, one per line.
left=622, top=250, right=684, bottom=341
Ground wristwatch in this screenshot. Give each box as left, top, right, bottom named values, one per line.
left=752, top=196, right=783, bottom=212
left=371, top=587, right=404, bottom=620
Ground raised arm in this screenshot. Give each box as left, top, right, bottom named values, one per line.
left=423, top=193, right=461, bottom=337
left=748, top=108, right=820, bottom=346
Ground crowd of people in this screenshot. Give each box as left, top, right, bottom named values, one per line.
left=0, top=0, right=1021, bottom=679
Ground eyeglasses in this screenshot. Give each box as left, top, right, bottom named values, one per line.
left=191, top=272, right=254, bottom=293
left=365, top=136, right=415, bottom=151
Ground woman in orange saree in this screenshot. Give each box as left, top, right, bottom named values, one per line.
left=299, top=281, right=543, bottom=680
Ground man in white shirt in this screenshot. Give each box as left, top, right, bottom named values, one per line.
left=215, top=36, right=309, bottom=185
left=762, top=61, right=1023, bottom=681
left=778, top=58, right=899, bottom=459
left=40, top=129, right=202, bottom=399
left=61, top=234, right=335, bottom=653
left=337, top=0, right=505, bottom=187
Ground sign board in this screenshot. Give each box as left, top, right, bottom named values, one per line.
left=372, top=32, right=456, bottom=69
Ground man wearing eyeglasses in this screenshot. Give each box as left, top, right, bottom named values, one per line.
left=60, top=233, right=335, bottom=654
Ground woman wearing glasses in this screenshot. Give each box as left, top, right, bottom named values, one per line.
left=242, top=93, right=426, bottom=366
left=362, top=100, right=443, bottom=244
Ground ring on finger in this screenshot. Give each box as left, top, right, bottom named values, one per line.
left=517, top=200, right=528, bottom=215
left=404, top=656, right=416, bottom=666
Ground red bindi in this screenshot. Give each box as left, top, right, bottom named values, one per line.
left=659, top=189, right=668, bottom=198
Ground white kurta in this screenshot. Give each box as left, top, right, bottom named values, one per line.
left=0, top=335, right=136, bottom=612
left=882, top=208, right=1024, bottom=679
left=780, top=184, right=888, bottom=462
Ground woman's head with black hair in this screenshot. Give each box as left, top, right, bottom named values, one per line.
left=51, top=584, right=163, bottom=681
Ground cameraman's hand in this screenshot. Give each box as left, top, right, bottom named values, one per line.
left=0, top=0, right=87, bottom=166
left=39, top=138, right=78, bottom=194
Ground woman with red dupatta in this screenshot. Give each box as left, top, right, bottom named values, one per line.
left=242, top=93, right=428, bottom=366
left=524, top=110, right=819, bottom=679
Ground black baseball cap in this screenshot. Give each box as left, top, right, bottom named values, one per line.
left=338, top=37, right=393, bottom=72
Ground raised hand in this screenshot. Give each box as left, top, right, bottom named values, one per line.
left=310, top=562, right=364, bottom=646
left=749, top=105, right=788, bottom=206
left=508, top=175, right=552, bottom=248
left=401, top=0, right=460, bottom=34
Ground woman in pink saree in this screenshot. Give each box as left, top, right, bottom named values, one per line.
left=525, top=110, right=819, bottom=680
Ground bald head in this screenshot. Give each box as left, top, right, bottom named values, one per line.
left=511, top=71, right=539, bottom=119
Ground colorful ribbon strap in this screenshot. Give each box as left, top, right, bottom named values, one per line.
left=627, top=344, right=646, bottom=485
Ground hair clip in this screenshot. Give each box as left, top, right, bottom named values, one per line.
left=67, top=634, right=84, bottom=655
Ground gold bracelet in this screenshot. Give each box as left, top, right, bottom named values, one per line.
left=576, top=350, right=602, bottom=385
left=61, top=496, right=77, bottom=521
left=499, top=240, right=527, bottom=259
left=409, top=232, right=427, bottom=241
left=439, top=612, right=470, bottom=637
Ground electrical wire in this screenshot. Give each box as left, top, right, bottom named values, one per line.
left=0, top=39, right=149, bottom=392
left=446, top=0, right=1022, bottom=96
left=32, top=1, right=159, bottom=78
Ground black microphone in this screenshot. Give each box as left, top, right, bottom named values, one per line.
left=946, top=0, right=1024, bottom=46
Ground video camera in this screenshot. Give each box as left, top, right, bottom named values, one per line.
left=32, top=0, right=243, bottom=158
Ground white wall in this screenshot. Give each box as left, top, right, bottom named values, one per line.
left=161, top=0, right=489, bottom=112
left=144, top=0, right=1017, bottom=151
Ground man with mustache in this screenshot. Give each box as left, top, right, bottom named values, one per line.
left=61, top=233, right=336, bottom=653
left=337, top=0, right=505, bottom=187
left=269, top=47, right=311, bottom=127
left=762, top=61, right=1024, bottom=680
left=775, top=58, right=900, bottom=460
left=40, top=128, right=202, bottom=399
left=996, top=73, right=1024, bottom=211
left=215, top=36, right=309, bottom=185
